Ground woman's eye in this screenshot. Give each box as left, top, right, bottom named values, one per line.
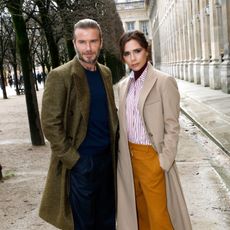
left=123, top=52, right=130, bottom=57
left=134, top=49, right=142, bottom=53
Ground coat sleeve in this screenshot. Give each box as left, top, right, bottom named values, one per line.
left=41, top=70, right=79, bottom=169
left=158, top=77, right=180, bottom=172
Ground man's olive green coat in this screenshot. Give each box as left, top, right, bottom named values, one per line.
left=39, top=57, right=118, bottom=230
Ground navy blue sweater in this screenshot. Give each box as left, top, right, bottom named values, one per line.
left=78, top=68, right=110, bottom=156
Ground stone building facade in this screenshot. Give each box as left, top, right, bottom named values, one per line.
left=115, top=0, right=152, bottom=40
left=149, top=0, right=230, bottom=93
left=116, top=0, right=230, bottom=94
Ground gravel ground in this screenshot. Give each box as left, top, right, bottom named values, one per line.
left=0, top=87, right=230, bottom=230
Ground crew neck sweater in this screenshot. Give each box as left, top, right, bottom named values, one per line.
left=78, top=68, right=110, bottom=156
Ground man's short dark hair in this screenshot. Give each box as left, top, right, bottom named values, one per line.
left=73, top=18, right=102, bottom=41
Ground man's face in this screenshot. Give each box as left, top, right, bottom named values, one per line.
left=73, top=28, right=102, bottom=65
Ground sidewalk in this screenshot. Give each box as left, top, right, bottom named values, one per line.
left=0, top=83, right=230, bottom=229
left=177, top=79, right=230, bottom=156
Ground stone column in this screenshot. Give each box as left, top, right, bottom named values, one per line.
left=193, top=0, right=202, bottom=84
left=166, top=15, right=171, bottom=74
left=200, top=0, right=211, bottom=86
left=187, top=0, right=195, bottom=82
left=160, top=22, right=165, bottom=72
left=171, top=4, right=177, bottom=77
left=175, top=2, right=181, bottom=78
left=178, top=3, right=184, bottom=79
left=152, top=16, right=161, bottom=69
left=209, top=0, right=221, bottom=89
left=182, top=1, right=189, bottom=81
left=150, top=22, right=155, bottom=66
left=168, top=14, right=172, bottom=75
left=220, top=0, right=230, bottom=93
left=136, top=20, right=140, bottom=31
left=168, top=9, right=173, bottom=75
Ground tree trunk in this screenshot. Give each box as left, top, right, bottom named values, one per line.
left=12, top=63, right=20, bottom=95
left=36, top=0, right=60, bottom=68
left=0, top=62, right=7, bottom=99
left=0, top=164, right=3, bottom=181
left=55, top=0, right=75, bottom=60
left=9, top=34, right=20, bottom=95
left=66, top=39, right=75, bottom=60
left=41, top=63, right=46, bottom=85
left=32, top=64, right=39, bottom=91
left=7, top=0, right=45, bottom=146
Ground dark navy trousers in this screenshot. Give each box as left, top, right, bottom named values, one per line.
left=69, top=153, right=115, bottom=230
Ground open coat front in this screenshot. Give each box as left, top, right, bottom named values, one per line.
left=39, top=57, right=118, bottom=230
left=117, top=63, right=192, bottom=230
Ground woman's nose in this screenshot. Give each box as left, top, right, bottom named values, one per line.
left=130, top=52, right=135, bottom=61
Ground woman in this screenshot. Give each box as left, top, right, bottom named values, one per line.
left=117, top=30, right=192, bottom=230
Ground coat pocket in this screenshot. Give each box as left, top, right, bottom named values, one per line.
left=56, top=160, right=62, bottom=176
left=145, top=98, right=161, bottom=106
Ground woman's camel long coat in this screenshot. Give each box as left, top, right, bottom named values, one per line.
left=117, top=63, right=192, bottom=230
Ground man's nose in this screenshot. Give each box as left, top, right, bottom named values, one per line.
left=86, top=42, right=92, bottom=51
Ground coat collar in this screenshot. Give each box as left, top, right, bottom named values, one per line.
left=118, top=63, right=158, bottom=145
left=71, top=57, right=116, bottom=128
left=119, top=62, right=158, bottom=113
left=72, top=57, right=90, bottom=124
left=137, top=62, right=158, bottom=113
left=118, top=77, right=131, bottom=141
left=97, top=62, right=118, bottom=134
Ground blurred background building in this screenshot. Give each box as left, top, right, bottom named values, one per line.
left=115, top=0, right=151, bottom=39
left=115, top=0, right=230, bottom=94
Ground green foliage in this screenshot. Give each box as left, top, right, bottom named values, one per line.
left=105, top=51, right=125, bottom=84
left=3, top=170, right=16, bottom=180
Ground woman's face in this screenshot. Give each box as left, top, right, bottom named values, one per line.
left=123, top=39, right=148, bottom=71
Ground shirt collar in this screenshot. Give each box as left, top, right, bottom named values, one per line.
left=129, top=65, right=148, bottom=82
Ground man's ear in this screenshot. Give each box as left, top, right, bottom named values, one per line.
left=100, top=39, right=103, bottom=49
left=73, top=40, right=76, bottom=49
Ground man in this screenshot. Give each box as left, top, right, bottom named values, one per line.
left=39, top=19, right=118, bottom=230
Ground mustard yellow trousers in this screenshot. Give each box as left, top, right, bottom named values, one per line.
left=129, top=142, right=173, bottom=230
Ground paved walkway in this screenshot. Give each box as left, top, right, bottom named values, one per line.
left=1, top=81, right=230, bottom=229
left=177, top=79, right=230, bottom=156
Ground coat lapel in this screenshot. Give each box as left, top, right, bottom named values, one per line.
left=137, top=63, right=158, bottom=115
left=97, top=63, right=118, bottom=134
left=119, top=77, right=132, bottom=139
left=98, top=63, right=114, bottom=110
left=72, top=58, right=90, bottom=124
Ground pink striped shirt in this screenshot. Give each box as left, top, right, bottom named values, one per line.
left=126, top=67, right=151, bottom=145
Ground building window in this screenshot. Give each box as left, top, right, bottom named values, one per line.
left=126, top=21, right=135, bottom=31
left=140, top=21, right=149, bottom=36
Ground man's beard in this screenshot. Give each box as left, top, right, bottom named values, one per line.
left=77, top=51, right=100, bottom=65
